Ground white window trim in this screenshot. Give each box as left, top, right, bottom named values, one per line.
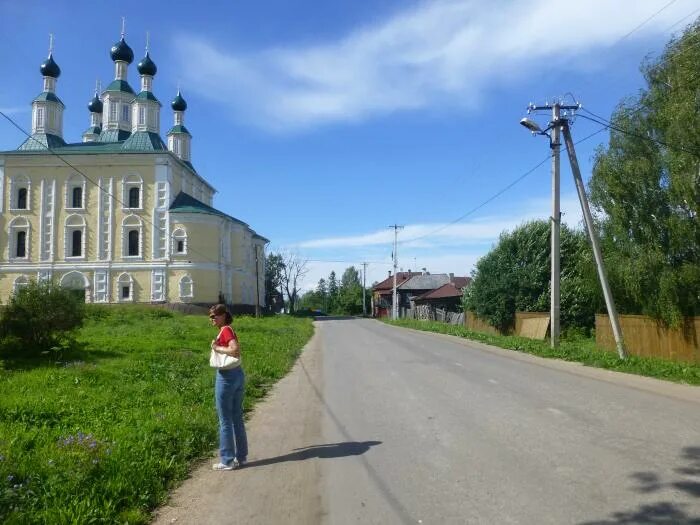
left=172, top=228, right=188, bottom=255
left=179, top=275, right=193, bottom=301
left=121, top=214, right=144, bottom=259
left=64, top=214, right=87, bottom=260
left=117, top=272, right=134, bottom=302
left=8, top=217, right=30, bottom=261
left=9, top=175, right=31, bottom=212
left=122, top=174, right=144, bottom=211
left=65, top=175, right=87, bottom=211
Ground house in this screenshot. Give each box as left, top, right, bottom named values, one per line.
left=412, top=277, right=471, bottom=312
left=371, top=271, right=421, bottom=317
left=0, top=33, right=267, bottom=311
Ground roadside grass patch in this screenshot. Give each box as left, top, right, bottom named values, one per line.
left=0, top=307, right=313, bottom=523
left=384, top=319, right=700, bottom=385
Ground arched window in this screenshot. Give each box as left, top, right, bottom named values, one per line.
left=72, top=187, right=82, bottom=208
left=179, top=275, right=193, bottom=301
left=172, top=228, right=187, bottom=255
left=117, top=273, right=133, bottom=302
left=13, top=275, right=30, bottom=294
left=122, top=215, right=143, bottom=258
left=65, top=214, right=86, bottom=259
left=9, top=217, right=30, bottom=260
left=122, top=174, right=143, bottom=210
left=10, top=175, right=31, bottom=211
left=17, top=188, right=27, bottom=209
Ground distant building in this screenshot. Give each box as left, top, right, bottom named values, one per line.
left=0, top=32, right=267, bottom=310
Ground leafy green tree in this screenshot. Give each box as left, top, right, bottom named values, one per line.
left=327, top=271, right=339, bottom=312
left=264, top=253, right=285, bottom=312
left=589, top=20, right=700, bottom=325
left=338, top=266, right=363, bottom=314
left=0, top=281, right=86, bottom=355
left=465, top=220, right=598, bottom=332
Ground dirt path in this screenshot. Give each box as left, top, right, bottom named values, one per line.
left=153, top=330, right=325, bottom=525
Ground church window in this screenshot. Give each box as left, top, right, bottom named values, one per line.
left=172, top=228, right=187, bottom=255
left=117, top=273, right=133, bottom=302
left=122, top=104, right=130, bottom=123
left=179, top=275, right=193, bottom=300
left=65, top=214, right=86, bottom=259
left=122, top=175, right=143, bottom=210
left=128, top=230, right=139, bottom=256
left=17, top=188, right=27, bottom=209
left=9, top=217, right=30, bottom=260
left=16, top=231, right=26, bottom=257
left=71, top=230, right=82, bottom=256
left=129, top=187, right=140, bottom=208
left=66, top=175, right=86, bottom=210
left=72, top=187, right=82, bottom=208
left=36, top=107, right=45, bottom=129
left=138, top=106, right=146, bottom=126
left=110, top=102, right=118, bottom=122
left=122, top=215, right=143, bottom=259
left=13, top=275, right=30, bottom=294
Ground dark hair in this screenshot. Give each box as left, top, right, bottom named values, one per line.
left=209, top=304, right=232, bottom=325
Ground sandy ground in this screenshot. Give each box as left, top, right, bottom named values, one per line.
left=152, top=329, right=326, bottom=525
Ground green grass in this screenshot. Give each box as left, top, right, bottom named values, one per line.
left=0, top=307, right=313, bottom=524
left=385, top=318, right=700, bottom=385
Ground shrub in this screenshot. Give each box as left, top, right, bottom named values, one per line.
left=0, top=281, right=86, bottom=355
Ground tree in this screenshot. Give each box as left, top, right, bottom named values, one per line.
left=0, top=280, right=86, bottom=355
left=327, top=271, right=339, bottom=312
left=280, top=251, right=309, bottom=314
left=264, top=252, right=285, bottom=313
left=588, top=20, right=700, bottom=325
left=337, top=266, right=363, bottom=315
left=465, top=220, right=598, bottom=333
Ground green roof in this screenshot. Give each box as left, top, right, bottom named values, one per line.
left=167, top=124, right=191, bottom=136
left=135, top=91, right=160, bottom=103
left=169, top=192, right=247, bottom=226
left=32, top=91, right=65, bottom=106
left=18, top=133, right=67, bottom=151
left=98, top=129, right=131, bottom=142
left=83, top=125, right=102, bottom=136
left=122, top=131, right=167, bottom=151
left=104, top=80, right=135, bottom=95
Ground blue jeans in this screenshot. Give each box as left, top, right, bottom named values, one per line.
left=215, top=366, right=248, bottom=465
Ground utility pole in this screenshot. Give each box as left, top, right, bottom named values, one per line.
left=526, top=101, right=578, bottom=348
left=389, top=224, right=404, bottom=320
left=362, top=262, right=367, bottom=317
left=254, top=245, right=261, bottom=318
left=561, top=121, right=626, bottom=359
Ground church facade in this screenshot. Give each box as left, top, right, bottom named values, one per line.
left=0, top=33, right=267, bottom=310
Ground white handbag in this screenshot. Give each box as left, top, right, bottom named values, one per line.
left=209, top=349, right=240, bottom=369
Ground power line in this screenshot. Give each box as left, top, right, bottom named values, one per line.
left=0, top=109, right=223, bottom=267
left=578, top=110, right=700, bottom=157
left=618, top=0, right=680, bottom=42
left=398, top=125, right=608, bottom=245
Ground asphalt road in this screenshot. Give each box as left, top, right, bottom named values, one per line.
left=155, top=319, right=700, bottom=525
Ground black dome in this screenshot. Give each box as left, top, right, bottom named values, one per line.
left=110, top=37, right=134, bottom=64
left=88, top=94, right=103, bottom=113
left=137, top=52, right=157, bottom=76
left=40, top=53, right=61, bottom=78
left=171, top=91, right=187, bottom=111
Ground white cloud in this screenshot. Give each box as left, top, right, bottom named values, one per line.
left=173, top=0, right=688, bottom=131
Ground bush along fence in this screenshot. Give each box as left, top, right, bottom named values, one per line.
left=402, top=305, right=465, bottom=325
left=596, top=314, right=700, bottom=364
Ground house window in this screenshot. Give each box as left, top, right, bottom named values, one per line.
left=172, top=228, right=187, bottom=255
left=72, top=187, right=82, bottom=208
left=36, top=107, right=45, bottom=129
left=17, top=188, right=27, bottom=209
left=128, top=230, right=139, bottom=256
left=129, top=187, right=140, bottom=208
left=117, top=273, right=133, bottom=302
left=71, top=230, right=82, bottom=256
left=179, top=275, right=193, bottom=300
left=122, top=175, right=143, bottom=210
left=16, top=231, right=26, bottom=257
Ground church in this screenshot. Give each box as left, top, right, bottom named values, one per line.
left=0, top=31, right=268, bottom=310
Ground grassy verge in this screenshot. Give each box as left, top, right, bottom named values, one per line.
left=385, top=319, right=700, bottom=386
left=0, top=307, right=313, bottom=524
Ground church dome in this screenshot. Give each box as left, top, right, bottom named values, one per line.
left=87, top=94, right=103, bottom=113
left=40, top=53, right=61, bottom=78
left=137, top=52, right=157, bottom=76
left=110, top=37, right=134, bottom=64
left=171, top=91, right=187, bottom=111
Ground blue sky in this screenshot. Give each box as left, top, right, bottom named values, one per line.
left=1, top=0, right=698, bottom=291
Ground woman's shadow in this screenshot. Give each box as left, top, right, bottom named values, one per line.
left=245, top=441, right=382, bottom=468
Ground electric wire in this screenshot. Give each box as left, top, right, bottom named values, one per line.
left=0, top=109, right=225, bottom=267
left=578, top=110, right=700, bottom=157
left=618, top=0, right=680, bottom=42
left=397, top=125, right=608, bottom=246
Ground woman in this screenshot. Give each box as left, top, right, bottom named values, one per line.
left=209, top=304, right=248, bottom=471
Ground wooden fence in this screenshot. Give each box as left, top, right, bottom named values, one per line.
left=465, top=311, right=550, bottom=340
left=404, top=305, right=465, bottom=325
left=596, top=314, right=700, bottom=364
